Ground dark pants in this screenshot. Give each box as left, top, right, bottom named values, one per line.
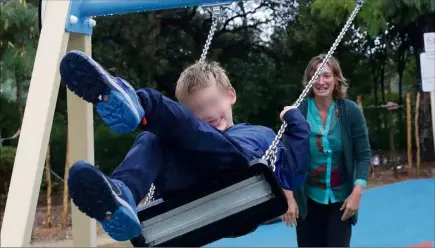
left=296, top=198, right=352, bottom=247
left=110, top=88, right=253, bottom=205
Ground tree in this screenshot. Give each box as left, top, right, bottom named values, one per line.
left=312, top=0, right=435, bottom=93
left=61, top=137, right=69, bottom=229
left=0, top=0, right=38, bottom=117
left=44, top=143, right=53, bottom=228
left=312, top=0, right=435, bottom=159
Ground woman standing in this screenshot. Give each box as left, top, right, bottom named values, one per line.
left=281, top=54, right=371, bottom=247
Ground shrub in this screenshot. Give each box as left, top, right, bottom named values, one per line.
left=0, top=146, right=16, bottom=196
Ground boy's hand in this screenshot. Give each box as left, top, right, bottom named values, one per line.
left=280, top=106, right=297, bottom=121
left=281, top=189, right=299, bottom=227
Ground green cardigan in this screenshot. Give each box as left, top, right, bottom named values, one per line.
left=293, top=98, right=372, bottom=225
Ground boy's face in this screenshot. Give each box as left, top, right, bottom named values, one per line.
left=183, top=85, right=236, bottom=131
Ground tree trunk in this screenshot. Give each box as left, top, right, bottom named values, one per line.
left=419, top=92, right=435, bottom=161
left=397, top=37, right=406, bottom=105
left=369, top=53, right=381, bottom=138
left=61, top=136, right=70, bottom=229
left=387, top=69, right=392, bottom=99
left=44, top=143, right=53, bottom=228
left=379, top=44, right=387, bottom=103
left=406, top=93, right=412, bottom=177
left=388, top=111, right=398, bottom=179
left=379, top=63, right=386, bottom=103
left=239, top=1, right=249, bottom=41
left=415, top=92, right=421, bottom=176
left=371, top=60, right=379, bottom=104
left=15, top=77, right=23, bottom=120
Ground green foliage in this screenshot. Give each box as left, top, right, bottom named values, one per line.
left=0, top=0, right=434, bottom=197
left=0, top=0, right=38, bottom=103
left=0, top=96, right=21, bottom=138
left=0, top=146, right=15, bottom=171
left=0, top=146, right=16, bottom=195
left=94, top=122, right=137, bottom=174
left=312, top=0, right=435, bottom=36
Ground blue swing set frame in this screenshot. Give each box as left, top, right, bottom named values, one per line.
left=66, top=0, right=241, bottom=35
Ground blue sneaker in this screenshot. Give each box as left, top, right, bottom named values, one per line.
left=59, top=50, right=145, bottom=134
left=68, top=161, right=142, bottom=241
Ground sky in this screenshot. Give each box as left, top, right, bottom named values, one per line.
left=198, top=0, right=281, bottom=42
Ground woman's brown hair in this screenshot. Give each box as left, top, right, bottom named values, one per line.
left=302, top=54, right=348, bottom=99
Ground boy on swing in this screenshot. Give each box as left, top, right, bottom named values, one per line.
left=60, top=50, right=310, bottom=242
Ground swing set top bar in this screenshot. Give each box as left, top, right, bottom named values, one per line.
left=80, top=0, right=238, bottom=17
left=66, top=0, right=240, bottom=35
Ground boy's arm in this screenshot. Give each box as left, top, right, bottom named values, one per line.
left=137, top=88, right=204, bottom=136
left=274, top=109, right=310, bottom=191
left=136, top=88, right=249, bottom=165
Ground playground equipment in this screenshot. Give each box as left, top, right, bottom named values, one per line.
left=0, top=0, right=365, bottom=247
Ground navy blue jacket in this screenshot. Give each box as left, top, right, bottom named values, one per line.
left=137, top=89, right=310, bottom=192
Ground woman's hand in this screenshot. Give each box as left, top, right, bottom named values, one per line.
left=282, top=189, right=299, bottom=227
left=340, top=185, right=363, bottom=221
left=280, top=106, right=297, bottom=121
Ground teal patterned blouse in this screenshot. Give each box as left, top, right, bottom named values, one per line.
left=306, top=98, right=350, bottom=204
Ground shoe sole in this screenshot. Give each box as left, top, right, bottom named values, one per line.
left=60, top=51, right=141, bottom=134
left=68, top=163, right=141, bottom=241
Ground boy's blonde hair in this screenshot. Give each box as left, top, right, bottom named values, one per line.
left=303, top=54, right=348, bottom=99
left=175, top=61, right=232, bottom=102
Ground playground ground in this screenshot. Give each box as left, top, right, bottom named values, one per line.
left=1, top=163, right=434, bottom=247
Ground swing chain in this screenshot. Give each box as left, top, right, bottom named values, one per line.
left=144, top=183, right=155, bottom=204
left=144, top=1, right=364, bottom=205
left=261, top=0, right=365, bottom=171
left=199, top=6, right=222, bottom=64
left=144, top=6, right=225, bottom=205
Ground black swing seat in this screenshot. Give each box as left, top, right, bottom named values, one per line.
left=130, top=160, right=288, bottom=247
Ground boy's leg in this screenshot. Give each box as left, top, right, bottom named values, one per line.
left=68, top=132, right=165, bottom=241
left=110, top=132, right=163, bottom=205
left=60, top=51, right=251, bottom=168
left=112, top=132, right=201, bottom=203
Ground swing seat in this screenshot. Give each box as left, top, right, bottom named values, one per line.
left=130, top=160, right=288, bottom=247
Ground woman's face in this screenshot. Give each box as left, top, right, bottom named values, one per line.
left=312, top=63, right=337, bottom=99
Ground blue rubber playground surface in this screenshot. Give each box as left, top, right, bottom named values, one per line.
left=209, top=179, right=435, bottom=247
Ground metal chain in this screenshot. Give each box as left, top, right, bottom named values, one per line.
left=199, top=6, right=221, bottom=64
left=261, top=0, right=365, bottom=170
left=144, top=183, right=155, bottom=204
left=144, top=6, right=224, bottom=205
left=143, top=1, right=364, bottom=204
